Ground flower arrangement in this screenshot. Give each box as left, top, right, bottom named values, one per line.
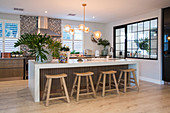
left=60, top=45, right=70, bottom=51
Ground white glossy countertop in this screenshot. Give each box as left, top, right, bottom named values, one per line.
left=29, top=58, right=139, bottom=69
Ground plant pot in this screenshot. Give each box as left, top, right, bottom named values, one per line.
left=102, top=48, right=108, bottom=56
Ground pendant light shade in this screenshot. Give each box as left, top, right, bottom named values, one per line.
left=78, top=24, right=85, bottom=31
left=84, top=27, right=90, bottom=33
left=70, top=28, right=74, bottom=35
left=93, top=31, right=102, bottom=40
left=64, top=24, right=71, bottom=32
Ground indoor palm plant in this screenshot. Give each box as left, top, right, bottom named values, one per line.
left=14, top=33, right=60, bottom=63
left=97, top=39, right=110, bottom=56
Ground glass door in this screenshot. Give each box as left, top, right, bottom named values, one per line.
left=114, top=26, right=126, bottom=58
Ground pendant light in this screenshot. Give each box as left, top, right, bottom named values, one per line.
left=64, top=24, right=71, bottom=32
left=64, top=3, right=102, bottom=40
left=93, top=31, right=102, bottom=40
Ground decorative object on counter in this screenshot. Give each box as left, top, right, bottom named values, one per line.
left=97, top=39, right=110, bottom=56
left=59, top=45, right=70, bottom=63
left=14, top=33, right=55, bottom=63
left=59, top=51, right=68, bottom=63
left=64, top=3, right=102, bottom=40
left=77, top=54, right=83, bottom=62
left=11, top=51, right=24, bottom=57
left=1, top=53, right=11, bottom=58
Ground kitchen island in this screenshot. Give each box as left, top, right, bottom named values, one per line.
left=28, top=58, right=139, bottom=102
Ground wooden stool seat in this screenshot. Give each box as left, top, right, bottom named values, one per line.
left=118, top=68, right=139, bottom=93
left=43, top=73, right=70, bottom=106
left=121, top=69, right=136, bottom=72
left=74, top=72, right=94, bottom=76
left=71, top=72, right=96, bottom=101
left=96, top=70, right=119, bottom=97
left=45, top=73, right=67, bottom=78
left=101, top=70, right=117, bottom=74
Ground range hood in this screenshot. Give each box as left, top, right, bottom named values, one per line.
left=30, top=16, right=61, bottom=37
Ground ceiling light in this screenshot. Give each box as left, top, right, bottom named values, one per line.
left=64, top=25, right=71, bottom=32
left=92, top=16, right=95, bottom=19
left=94, top=31, right=102, bottom=40
left=45, top=11, right=48, bottom=13
left=64, top=3, right=102, bottom=40
left=70, top=29, right=74, bottom=35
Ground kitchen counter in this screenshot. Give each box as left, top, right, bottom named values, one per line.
left=28, top=58, right=139, bottom=102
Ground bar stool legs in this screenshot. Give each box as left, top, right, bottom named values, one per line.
left=118, top=69, right=139, bottom=93
left=42, top=74, right=70, bottom=106
left=71, top=72, right=96, bottom=101
left=96, top=71, right=119, bottom=97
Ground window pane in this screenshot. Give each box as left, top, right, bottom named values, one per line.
left=5, top=23, right=18, bottom=38
left=144, top=21, right=149, bottom=30
left=62, top=31, right=72, bottom=40
left=0, top=23, right=2, bottom=37
left=74, top=29, right=83, bottom=40
left=150, top=50, right=157, bottom=59
left=5, top=39, right=19, bottom=52
left=151, top=30, right=157, bottom=39
left=116, top=29, right=121, bottom=36
left=116, top=44, right=125, bottom=51
left=151, top=40, right=157, bottom=49
left=138, top=22, right=143, bottom=31
left=144, top=31, right=149, bottom=39
left=138, top=31, right=143, bottom=40
left=151, top=19, right=157, bottom=29
left=62, top=41, right=72, bottom=51
left=127, top=25, right=132, bottom=33
left=127, top=41, right=132, bottom=48
left=74, top=41, right=83, bottom=52
left=132, top=24, right=137, bottom=32
left=0, top=38, right=3, bottom=52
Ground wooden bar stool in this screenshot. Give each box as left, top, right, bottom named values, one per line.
left=70, top=72, right=96, bottom=101
left=42, top=73, right=70, bottom=106
left=118, top=69, right=139, bottom=93
left=96, top=70, right=119, bottom=97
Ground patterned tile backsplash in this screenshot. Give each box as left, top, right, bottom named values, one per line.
left=20, top=15, right=61, bottom=56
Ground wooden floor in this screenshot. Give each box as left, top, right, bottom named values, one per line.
left=0, top=80, right=170, bottom=113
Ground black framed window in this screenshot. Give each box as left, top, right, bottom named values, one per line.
left=114, top=18, right=158, bottom=60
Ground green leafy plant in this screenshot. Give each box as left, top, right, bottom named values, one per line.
left=19, top=51, right=23, bottom=54
left=14, top=33, right=52, bottom=62
left=97, top=39, right=110, bottom=49
left=134, top=38, right=149, bottom=52
left=48, top=40, right=62, bottom=58
left=60, top=45, right=70, bottom=51
left=11, top=51, right=15, bottom=54
left=71, top=50, right=80, bottom=54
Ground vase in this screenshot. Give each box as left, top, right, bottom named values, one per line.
left=102, top=48, right=108, bottom=56
left=59, top=51, right=68, bottom=63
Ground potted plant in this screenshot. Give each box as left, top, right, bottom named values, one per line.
left=14, top=33, right=55, bottom=63
left=97, top=39, right=110, bottom=56
left=59, top=45, right=70, bottom=63
left=19, top=51, right=24, bottom=57
left=15, top=51, right=20, bottom=57
left=11, top=51, right=16, bottom=57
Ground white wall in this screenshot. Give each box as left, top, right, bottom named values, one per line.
left=0, top=13, right=20, bottom=21
left=62, top=19, right=106, bottom=55
left=105, top=9, right=162, bottom=84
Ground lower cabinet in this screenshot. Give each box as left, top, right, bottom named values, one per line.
left=0, top=58, right=24, bottom=80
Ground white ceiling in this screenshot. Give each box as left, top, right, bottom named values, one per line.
left=0, top=0, right=170, bottom=23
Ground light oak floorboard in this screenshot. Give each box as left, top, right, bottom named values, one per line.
left=0, top=80, right=170, bottom=113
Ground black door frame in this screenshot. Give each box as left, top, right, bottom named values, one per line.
left=113, top=25, right=127, bottom=58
